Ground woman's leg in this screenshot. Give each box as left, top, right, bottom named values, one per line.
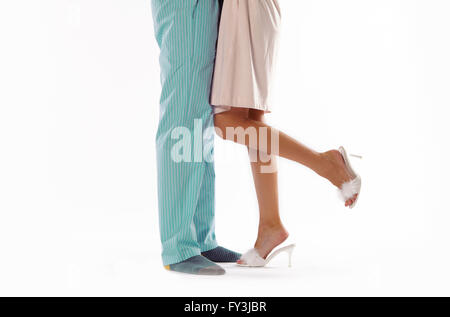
left=214, top=107, right=357, bottom=206
left=245, top=109, right=288, bottom=259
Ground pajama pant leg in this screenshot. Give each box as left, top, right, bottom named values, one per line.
left=194, top=130, right=217, bottom=252
left=151, top=0, right=220, bottom=266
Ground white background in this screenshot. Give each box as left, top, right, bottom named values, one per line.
left=0, top=0, right=449, bottom=296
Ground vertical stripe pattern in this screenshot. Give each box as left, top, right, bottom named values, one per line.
left=151, top=0, right=220, bottom=265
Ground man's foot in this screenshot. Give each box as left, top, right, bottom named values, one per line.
left=165, top=255, right=225, bottom=275
left=201, top=246, right=241, bottom=263
left=318, top=150, right=358, bottom=207
left=237, top=224, right=289, bottom=264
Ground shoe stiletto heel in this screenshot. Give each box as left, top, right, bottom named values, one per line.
left=237, top=244, right=296, bottom=267
left=338, top=146, right=362, bottom=209
left=287, top=247, right=294, bottom=267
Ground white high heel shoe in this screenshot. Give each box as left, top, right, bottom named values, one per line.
left=237, top=244, right=296, bottom=267
left=338, top=146, right=362, bottom=209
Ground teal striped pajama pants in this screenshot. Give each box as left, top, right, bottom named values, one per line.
left=151, top=0, right=221, bottom=265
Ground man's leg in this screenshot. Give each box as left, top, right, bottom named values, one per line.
left=151, top=0, right=224, bottom=274
left=183, top=0, right=240, bottom=263
left=194, top=159, right=217, bottom=252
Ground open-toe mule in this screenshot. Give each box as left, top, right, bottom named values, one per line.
left=338, top=146, right=362, bottom=209
left=237, top=244, right=296, bottom=267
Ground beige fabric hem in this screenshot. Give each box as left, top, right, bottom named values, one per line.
left=211, top=102, right=271, bottom=115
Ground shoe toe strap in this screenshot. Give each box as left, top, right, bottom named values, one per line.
left=240, top=249, right=266, bottom=266
left=339, top=177, right=361, bottom=200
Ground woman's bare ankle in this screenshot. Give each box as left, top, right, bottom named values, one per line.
left=317, top=150, right=352, bottom=188
left=254, top=223, right=289, bottom=259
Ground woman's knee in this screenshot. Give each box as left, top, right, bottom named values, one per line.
left=213, top=107, right=248, bottom=138
left=248, top=109, right=265, bottom=123
left=213, top=113, right=228, bottom=139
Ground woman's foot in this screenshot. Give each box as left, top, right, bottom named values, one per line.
left=237, top=224, right=289, bottom=264
left=318, top=150, right=358, bottom=207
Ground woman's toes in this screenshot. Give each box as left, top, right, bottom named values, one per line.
left=344, top=193, right=359, bottom=207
